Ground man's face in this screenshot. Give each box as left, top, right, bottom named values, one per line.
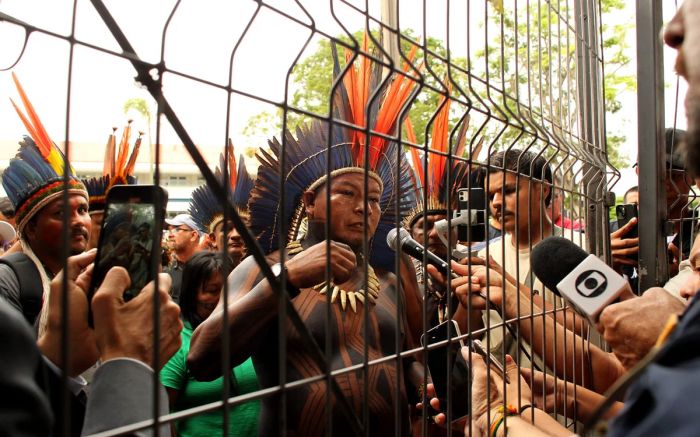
left=168, top=224, right=198, bottom=252
left=623, top=191, right=639, bottom=206
left=88, top=211, right=104, bottom=250
left=410, top=213, right=450, bottom=259
left=666, top=168, right=692, bottom=216
left=25, top=194, right=91, bottom=257
left=664, top=2, right=700, bottom=176
left=213, top=220, right=246, bottom=264
left=488, top=172, right=548, bottom=235
left=304, top=172, right=382, bottom=249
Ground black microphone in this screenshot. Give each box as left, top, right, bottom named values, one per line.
left=531, top=236, right=631, bottom=323
left=386, top=228, right=457, bottom=278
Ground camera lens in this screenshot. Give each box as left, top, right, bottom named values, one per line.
left=584, top=277, right=598, bottom=289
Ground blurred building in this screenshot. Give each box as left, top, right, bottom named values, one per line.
left=0, top=139, right=250, bottom=216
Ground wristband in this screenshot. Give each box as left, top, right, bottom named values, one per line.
left=488, top=404, right=518, bottom=437
left=270, top=263, right=300, bottom=298
left=519, top=404, right=534, bottom=416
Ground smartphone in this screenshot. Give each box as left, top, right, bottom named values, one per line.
left=456, top=187, right=487, bottom=243
left=89, top=185, right=168, bottom=305
left=421, top=320, right=471, bottom=420
left=616, top=203, right=638, bottom=239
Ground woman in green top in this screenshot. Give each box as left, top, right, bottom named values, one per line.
left=161, top=252, right=260, bottom=436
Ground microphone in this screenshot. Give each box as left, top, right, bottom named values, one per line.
left=531, top=236, right=631, bottom=323
left=387, top=228, right=455, bottom=278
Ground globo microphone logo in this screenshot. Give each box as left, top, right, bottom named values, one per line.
left=574, top=270, right=607, bottom=298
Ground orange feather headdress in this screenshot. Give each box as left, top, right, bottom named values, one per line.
left=3, top=73, right=88, bottom=234
left=249, top=34, right=419, bottom=269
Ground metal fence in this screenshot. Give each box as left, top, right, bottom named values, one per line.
left=0, top=0, right=639, bottom=436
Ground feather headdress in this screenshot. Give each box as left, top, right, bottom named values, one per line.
left=249, top=34, right=418, bottom=269
left=3, top=73, right=88, bottom=234
left=403, top=92, right=471, bottom=230
left=189, top=140, right=254, bottom=234
left=82, top=121, right=142, bottom=213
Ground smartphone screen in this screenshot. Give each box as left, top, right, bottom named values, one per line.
left=616, top=204, right=638, bottom=239
left=421, top=320, right=471, bottom=420
left=456, top=187, right=487, bottom=243
left=90, top=185, right=167, bottom=302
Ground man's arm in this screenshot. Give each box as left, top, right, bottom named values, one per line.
left=84, top=268, right=182, bottom=436
left=0, top=263, right=23, bottom=314
left=431, top=263, right=625, bottom=393
left=83, top=359, right=170, bottom=437
left=188, top=240, right=358, bottom=381
left=0, top=299, right=52, bottom=437
left=187, top=256, right=277, bottom=381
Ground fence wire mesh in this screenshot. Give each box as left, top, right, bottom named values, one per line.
left=0, top=0, right=653, bottom=436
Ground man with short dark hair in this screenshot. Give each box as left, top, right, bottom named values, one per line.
left=189, top=143, right=254, bottom=267
left=450, top=149, right=587, bottom=374
left=611, top=129, right=696, bottom=279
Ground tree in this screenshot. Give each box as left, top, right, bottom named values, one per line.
left=470, top=0, right=634, bottom=170
left=123, top=97, right=154, bottom=180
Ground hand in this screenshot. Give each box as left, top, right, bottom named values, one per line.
left=416, top=382, right=468, bottom=431
left=467, top=352, right=528, bottom=436
left=91, top=269, right=183, bottom=369
left=37, top=250, right=99, bottom=377
left=425, top=261, right=486, bottom=306
left=597, top=287, right=685, bottom=369
left=610, top=218, right=639, bottom=270
left=520, top=368, right=571, bottom=416
left=285, top=240, right=357, bottom=288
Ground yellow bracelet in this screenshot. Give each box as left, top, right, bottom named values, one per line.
left=489, top=405, right=518, bottom=437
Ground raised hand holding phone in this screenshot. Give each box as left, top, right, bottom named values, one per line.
left=89, top=185, right=167, bottom=324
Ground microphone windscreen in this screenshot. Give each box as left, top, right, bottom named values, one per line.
left=386, top=228, right=399, bottom=251
left=530, top=236, right=589, bottom=294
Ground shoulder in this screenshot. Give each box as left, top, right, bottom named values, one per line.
left=0, top=262, right=22, bottom=311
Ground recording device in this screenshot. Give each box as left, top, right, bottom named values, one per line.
left=89, top=185, right=168, bottom=308
left=421, top=320, right=471, bottom=420
left=616, top=203, right=638, bottom=239
left=387, top=227, right=454, bottom=278
left=530, top=237, right=631, bottom=324
left=456, top=187, right=487, bottom=243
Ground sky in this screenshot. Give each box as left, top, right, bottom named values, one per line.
left=0, top=0, right=688, bottom=197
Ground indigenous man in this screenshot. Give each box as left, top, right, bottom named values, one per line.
left=187, top=38, right=422, bottom=436
left=189, top=141, right=254, bottom=267
left=0, top=74, right=91, bottom=333
left=403, top=100, right=482, bottom=335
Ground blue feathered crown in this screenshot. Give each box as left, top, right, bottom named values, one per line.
left=248, top=35, right=419, bottom=269
left=189, top=140, right=254, bottom=234
left=3, top=73, right=87, bottom=233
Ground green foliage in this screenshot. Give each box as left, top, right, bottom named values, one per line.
left=243, top=1, right=634, bottom=173
left=123, top=98, right=152, bottom=122
left=243, top=30, right=468, bottom=146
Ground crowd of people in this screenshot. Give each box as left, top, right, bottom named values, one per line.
left=2, top=2, right=700, bottom=436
